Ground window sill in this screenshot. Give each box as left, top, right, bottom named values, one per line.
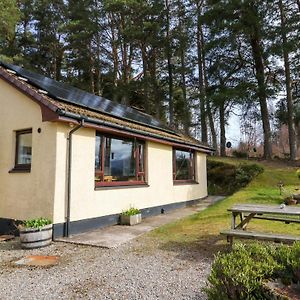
left=9, top=167, right=31, bottom=173
left=95, top=181, right=149, bottom=190
left=173, top=180, right=199, bottom=185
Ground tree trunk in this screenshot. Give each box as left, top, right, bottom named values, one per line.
left=279, top=0, right=297, bottom=160
left=141, top=42, right=150, bottom=114
left=219, top=100, right=226, bottom=157
left=165, top=0, right=174, bottom=127
left=202, top=32, right=218, bottom=152
left=196, top=3, right=208, bottom=143
left=296, top=0, right=300, bottom=12
left=248, top=13, right=272, bottom=159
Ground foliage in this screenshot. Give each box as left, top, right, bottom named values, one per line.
left=232, top=150, right=248, bottom=159
left=0, top=0, right=299, bottom=157
left=21, top=217, right=52, bottom=229
left=0, top=0, right=19, bottom=41
left=207, top=159, right=264, bottom=195
left=121, top=207, right=141, bottom=216
left=205, top=242, right=282, bottom=300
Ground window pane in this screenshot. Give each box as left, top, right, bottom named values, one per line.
left=175, top=150, right=193, bottom=180
left=138, top=143, right=145, bottom=181
left=104, top=137, right=136, bottom=182
left=17, top=132, right=32, bottom=165
left=95, top=135, right=101, bottom=169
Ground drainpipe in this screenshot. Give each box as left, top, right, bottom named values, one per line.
left=65, top=120, right=84, bottom=237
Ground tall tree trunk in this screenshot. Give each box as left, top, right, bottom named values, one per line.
left=202, top=32, right=217, bottom=152
left=196, top=2, right=208, bottom=143
left=180, top=47, right=190, bottom=134
left=296, top=0, right=300, bottom=12
left=109, top=13, right=119, bottom=101
left=165, top=0, right=174, bottom=127
left=248, top=6, right=272, bottom=159
left=178, top=2, right=189, bottom=134
left=279, top=0, right=297, bottom=160
left=141, top=42, right=150, bottom=114
left=219, top=99, right=226, bottom=157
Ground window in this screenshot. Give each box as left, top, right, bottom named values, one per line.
left=173, top=148, right=195, bottom=182
left=14, top=129, right=32, bottom=171
left=95, top=133, right=145, bottom=186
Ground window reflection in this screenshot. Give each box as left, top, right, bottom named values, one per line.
left=174, top=149, right=194, bottom=180
left=16, top=130, right=32, bottom=166
left=95, top=134, right=145, bottom=184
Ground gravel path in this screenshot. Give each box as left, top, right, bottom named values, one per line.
left=0, top=236, right=212, bottom=300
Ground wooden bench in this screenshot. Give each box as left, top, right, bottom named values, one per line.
left=220, top=229, right=300, bottom=245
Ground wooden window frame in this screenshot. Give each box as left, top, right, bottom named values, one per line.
left=11, top=128, right=32, bottom=173
left=95, top=133, right=146, bottom=187
left=173, top=148, right=197, bottom=184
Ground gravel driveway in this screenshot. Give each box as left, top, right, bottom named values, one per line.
left=0, top=235, right=212, bottom=300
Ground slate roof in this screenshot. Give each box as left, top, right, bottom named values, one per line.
left=0, top=62, right=213, bottom=153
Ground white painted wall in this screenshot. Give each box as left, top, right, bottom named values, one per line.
left=53, top=126, right=208, bottom=223
left=0, top=79, right=57, bottom=221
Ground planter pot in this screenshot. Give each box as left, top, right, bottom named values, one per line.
left=19, top=224, right=53, bottom=249
left=120, top=213, right=142, bottom=226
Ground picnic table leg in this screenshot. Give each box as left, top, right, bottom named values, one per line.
left=231, top=212, right=238, bottom=229
left=227, top=235, right=233, bottom=245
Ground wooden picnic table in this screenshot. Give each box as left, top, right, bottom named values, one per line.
left=221, top=204, right=300, bottom=244
left=229, top=204, right=300, bottom=230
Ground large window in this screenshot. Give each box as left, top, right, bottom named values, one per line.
left=95, top=133, right=145, bottom=186
left=14, top=129, right=32, bottom=171
left=173, top=149, right=195, bottom=182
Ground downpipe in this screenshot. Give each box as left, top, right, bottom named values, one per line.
left=65, top=120, right=84, bottom=237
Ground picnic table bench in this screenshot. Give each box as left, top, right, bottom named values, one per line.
left=220, top=204, right=300, bottom=244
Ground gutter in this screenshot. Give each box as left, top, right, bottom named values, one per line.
left=65, top=120, right=84, bottom=237
left=57, top=109, right=214, bottom=153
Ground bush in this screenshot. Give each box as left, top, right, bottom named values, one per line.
left=205, top=243, right=280, bottom=300
left=236, top=164, right=264, bottom=188
left=232, top=150, right=248, bottom=158
left=205, top=242, right=300, bottom=300
left=207, top=160, right=264, bottom=195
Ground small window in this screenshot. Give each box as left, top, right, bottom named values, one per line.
left=95, top=133, right=145, bottom=186
left=14, top=129, right=32, bottom=171
left=173, top=148, right=195, bottom=182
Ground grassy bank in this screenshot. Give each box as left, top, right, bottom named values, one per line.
left=149, top=158, right=300, bottom=255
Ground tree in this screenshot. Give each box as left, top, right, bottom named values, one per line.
left=278, top=0, right=297, bottom=160
left=0, top=0, right=20, bottom=61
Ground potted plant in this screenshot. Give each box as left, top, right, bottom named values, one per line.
left=120, top=207, right=142, bottom=226
left=18, top=217, right=53, bottom=249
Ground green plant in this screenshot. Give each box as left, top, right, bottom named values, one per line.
left=207, top=160, right=264, bottom=195
left=205, top=242, right=300, bottom=299
left=204, top=242, right=282, bottom=300
left=121, top=207, right=140, bottom=216
left=232, top=150, right=248, bottom=158
left=21, top=217, right=52, bottom=229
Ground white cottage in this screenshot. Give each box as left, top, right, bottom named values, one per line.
left=0, top=62, right=213, bottom=237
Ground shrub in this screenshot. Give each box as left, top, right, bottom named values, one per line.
left=207, top=160, right=264, bottom=195
left=205, top=243, right=281, bottom=300
left=235, top=164, right=264, bottom=188
left=232, top=150, right=248, bottom=158
left=205, top=242, right=300, bottom=299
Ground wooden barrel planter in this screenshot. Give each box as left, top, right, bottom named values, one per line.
left=19, top=224, right=53, bottom=249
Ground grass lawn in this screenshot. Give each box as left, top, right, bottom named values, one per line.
left=148, top=157, right=300, bottom=256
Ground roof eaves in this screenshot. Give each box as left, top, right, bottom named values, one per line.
left=57, top=109, right=214, bottom=153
